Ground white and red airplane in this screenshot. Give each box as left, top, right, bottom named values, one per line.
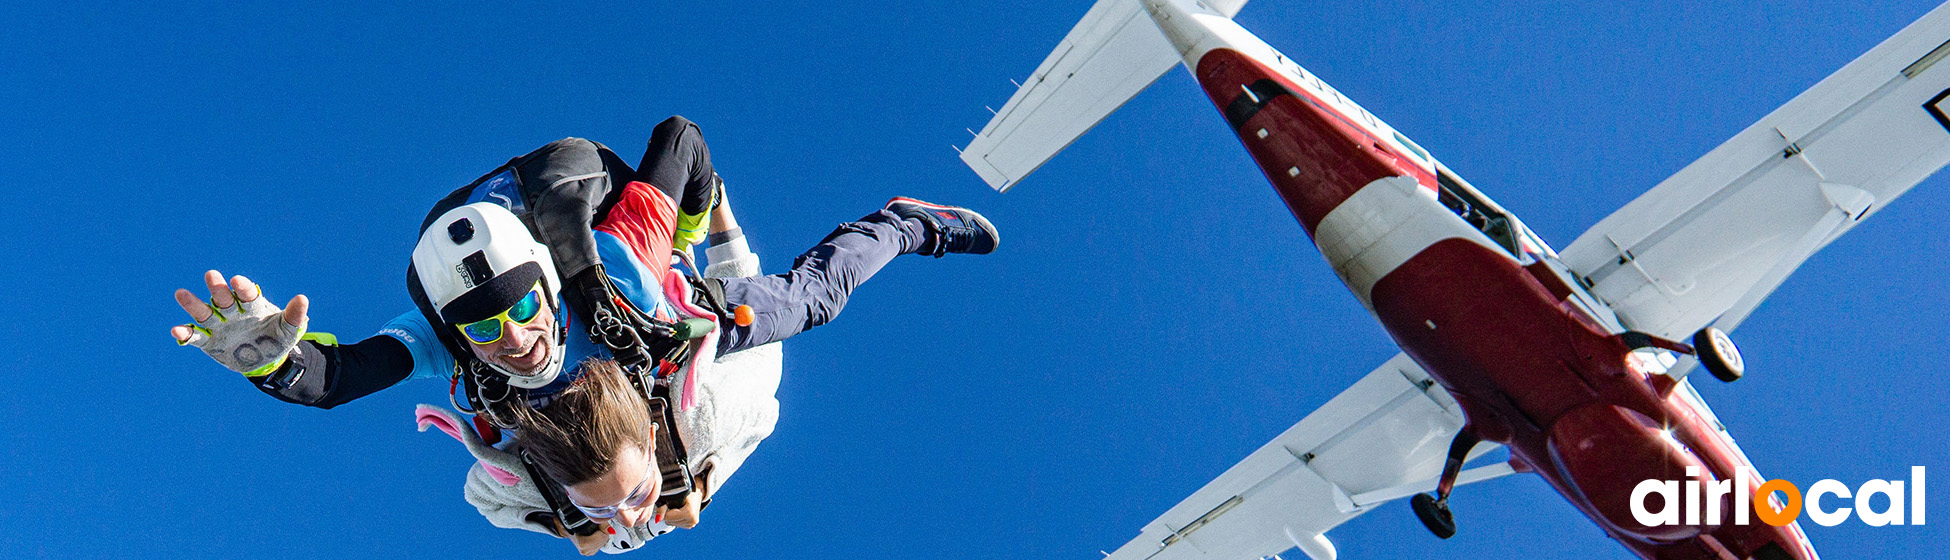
left=960, top=1, right=1950, bottom=559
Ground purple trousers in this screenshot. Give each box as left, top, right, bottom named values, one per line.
left=714, top=210, right=926, bottom=354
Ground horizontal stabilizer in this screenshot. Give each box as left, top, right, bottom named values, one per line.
left=960, top=0, right=1190, bottom=191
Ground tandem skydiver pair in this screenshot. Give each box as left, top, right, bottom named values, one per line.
left=170, top=116, right=998, bottom=554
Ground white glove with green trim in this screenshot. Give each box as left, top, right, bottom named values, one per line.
left=178, top=292, right=308, bottom=377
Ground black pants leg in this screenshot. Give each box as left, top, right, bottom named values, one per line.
left=635, top=116, right=718, bottom=217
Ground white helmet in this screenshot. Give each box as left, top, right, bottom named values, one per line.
left=412, top=202, right=565, bottom=388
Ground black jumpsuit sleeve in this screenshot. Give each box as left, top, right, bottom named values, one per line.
left=246, top=336, right=417, bottom=409
left=524, top=138, right=622, bottom=284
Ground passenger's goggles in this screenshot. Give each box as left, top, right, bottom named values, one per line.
left=571, top=449, right=660, bottom=519
left=455, top=284, right=544, bottom=345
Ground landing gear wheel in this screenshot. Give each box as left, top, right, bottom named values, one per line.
left=1411, top=493, right=1456, bottom=539
left=1692, top=327, right=1744, bottom=383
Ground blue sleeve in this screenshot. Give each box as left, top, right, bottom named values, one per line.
left=594, top=230, right=680, bottom=320
left=247, top=311, right=450, bottom=409
left=377, top=310, right=458, bottom=383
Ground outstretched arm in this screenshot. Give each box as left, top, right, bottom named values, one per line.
left=172, top=270, right=309, bottom=375
left=171, top=270, right=428, bottom=409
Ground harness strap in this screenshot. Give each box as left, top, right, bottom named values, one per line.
left=670, top=249, right=732, bottom=321
left=520, top=449, right=603, bottom=537
left=642, top=392, right=695, bottom=509
left=688, top=276, right=730, bottom=321
left=470, top=254, right=725, bottom=516
left=584, top=266, right=714, bottom=510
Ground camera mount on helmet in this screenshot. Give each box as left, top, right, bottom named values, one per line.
left=411, top=202, right=568, bottom=390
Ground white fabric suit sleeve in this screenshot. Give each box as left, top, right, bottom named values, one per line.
left=691, top=234, right=783, bottom=498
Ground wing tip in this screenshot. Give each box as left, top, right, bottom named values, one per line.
left=960, top=145, right=1019, bottom=192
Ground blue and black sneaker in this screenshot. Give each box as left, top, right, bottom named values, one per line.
left=885, top=197, right=1000, bottom=257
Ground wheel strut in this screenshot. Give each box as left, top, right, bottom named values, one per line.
left=1413, top=428, right=1479, bottom=539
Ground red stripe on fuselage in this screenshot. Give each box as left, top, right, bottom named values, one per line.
left=1192, top=48, right=1433, bottom=235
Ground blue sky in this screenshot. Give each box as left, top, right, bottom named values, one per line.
left=4, top=0, right=1946, bottom=558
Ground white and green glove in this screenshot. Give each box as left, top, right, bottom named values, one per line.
left=172, top=271, right=312, bottom=377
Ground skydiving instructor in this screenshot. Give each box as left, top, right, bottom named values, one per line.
left=168, top=116, right=999, bottom=552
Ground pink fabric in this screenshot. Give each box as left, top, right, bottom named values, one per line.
left=661, top=268, right=720, bottom=411
left=416, top=407, right=466, bottom=441
left=415, top=406, right=523, bottom=486
left=480, top=463, right=522, bottom=486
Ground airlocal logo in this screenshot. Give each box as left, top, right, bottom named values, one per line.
left=1632, top=467, right=1925, bottom=527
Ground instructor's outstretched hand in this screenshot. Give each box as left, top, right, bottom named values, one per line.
left=171, top=270, right=310, bottom=377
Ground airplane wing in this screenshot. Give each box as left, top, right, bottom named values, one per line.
left=1559, top=2, right=1950, bottom=341
left=1103, top=354, right=1513, bottom=560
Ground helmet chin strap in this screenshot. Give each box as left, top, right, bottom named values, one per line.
left=492, top=327, right=567, bottom=389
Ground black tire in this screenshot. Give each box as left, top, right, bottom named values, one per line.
left=1411, top=493, right=1457, bottom=539
left=1693, top=327, right=1744, bottom=383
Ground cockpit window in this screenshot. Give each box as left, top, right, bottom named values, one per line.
left=1436, top=170, right=1520, bottom=256
left=1392, top=131, right=1429, bottom=162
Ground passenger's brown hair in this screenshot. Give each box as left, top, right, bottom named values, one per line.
left=507, top=359, right=655, bottom=485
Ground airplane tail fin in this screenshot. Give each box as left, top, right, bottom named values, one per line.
left=961, top=0, right=1249, bottom=192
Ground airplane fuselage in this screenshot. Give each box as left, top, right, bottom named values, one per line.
left=1141, top=1, right=1818, bottom=558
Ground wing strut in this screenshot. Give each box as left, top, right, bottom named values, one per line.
left=1671, top=181, right=1876, bottom=381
